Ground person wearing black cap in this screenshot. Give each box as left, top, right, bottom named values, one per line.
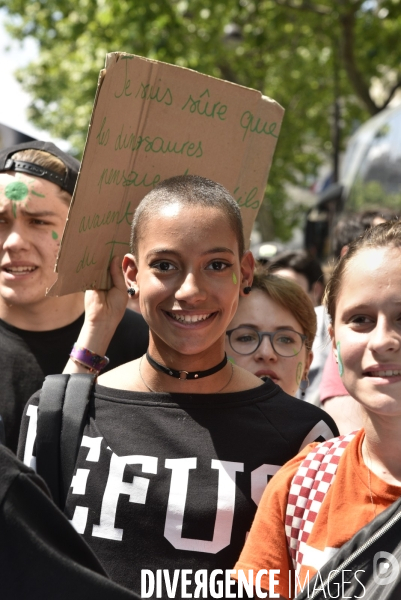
left=0, top=142, right=149, bottom=452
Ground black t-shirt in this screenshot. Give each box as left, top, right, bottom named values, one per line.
left=0, top=309, right=148, bottom=452
left=0, top=444, right=139, bottom=599
left=18, top=379, right=338, bottom=598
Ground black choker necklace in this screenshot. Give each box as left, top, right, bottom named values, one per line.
left=146, top=351, right=228, bottom=380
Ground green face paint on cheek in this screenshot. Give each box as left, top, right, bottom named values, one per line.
left=296, top=362, right=303, bottom=385
left=337, top=341, right=344, bottom=376
left=52, top=231, right=59, bottom=240
left=232, top=273, right=237, bottom=285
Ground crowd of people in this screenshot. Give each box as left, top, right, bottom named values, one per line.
left=1, top=140, right=401, bottom=599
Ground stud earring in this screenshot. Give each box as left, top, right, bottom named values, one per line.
left=299, top=376, right=310, bottom=398
left=127, top=286, right=136, bottom=297
left=243, top=286, right=252, bottom=295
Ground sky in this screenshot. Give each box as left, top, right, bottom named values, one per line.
left=0, top=9, right=66, bottom=146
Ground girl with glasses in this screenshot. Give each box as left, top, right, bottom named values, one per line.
left=225, top=267, right=315, bottom=397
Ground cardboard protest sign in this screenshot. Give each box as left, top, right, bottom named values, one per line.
left=49, top=52, right=284, bottom=296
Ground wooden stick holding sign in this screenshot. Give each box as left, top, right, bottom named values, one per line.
left=49, top=52, right=284, bottom=296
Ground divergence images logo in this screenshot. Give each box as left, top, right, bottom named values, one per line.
left=373, top=552, right=400, bottom=586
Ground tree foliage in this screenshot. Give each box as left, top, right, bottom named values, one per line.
left=2, top=0, right=401, bottom=240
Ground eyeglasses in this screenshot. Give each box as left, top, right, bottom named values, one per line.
left=226, top=326, right=307, bottom=357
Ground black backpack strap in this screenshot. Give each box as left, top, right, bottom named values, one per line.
left=36, top=374, right=70, bottom=507
left=60, top=373, right=96, bottom=506
left=36, top=373, right=96, bottom=509
left=295, top=494, right=401, bottom=599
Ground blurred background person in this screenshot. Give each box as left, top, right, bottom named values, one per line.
left=331, top=207, right=398, bottom=261
left=267, top=249, right=325, bottom=307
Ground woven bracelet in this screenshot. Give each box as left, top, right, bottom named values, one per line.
left=70, top=344, right=110, bottom=373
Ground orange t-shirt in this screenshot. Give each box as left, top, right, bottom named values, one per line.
left=234, top=429, right=401, bottom=599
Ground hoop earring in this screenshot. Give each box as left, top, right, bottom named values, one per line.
left=299, top=376, right=310, bottom=399
left=243, top=286, right=252, bottom=295
left=127, top=286, right=136, bottom=297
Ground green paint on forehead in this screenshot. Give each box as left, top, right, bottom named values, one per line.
left=232, top=272, right=238, bottom=285
left=5, top=181, right=29, bottom=201
left=52, top=231, right=59, bottom=240
left=1, top=178, right=46, bottom=218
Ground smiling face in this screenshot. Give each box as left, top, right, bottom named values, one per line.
left=123, top=202, right=254, bottom=365
left=0, top=172, right=68, bottom=310
left=225, top=288, right=312, bottom=396
left=331, top=246, right=401, bottom=418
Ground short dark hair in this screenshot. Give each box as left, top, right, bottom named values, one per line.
left=267, top=250, right=323, bottom=290
left=332, top=208, right=399, bottom=258
left=130, top=175, right=245, bottom=257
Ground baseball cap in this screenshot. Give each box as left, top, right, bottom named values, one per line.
left=0, top=141, right=80, bottom=196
